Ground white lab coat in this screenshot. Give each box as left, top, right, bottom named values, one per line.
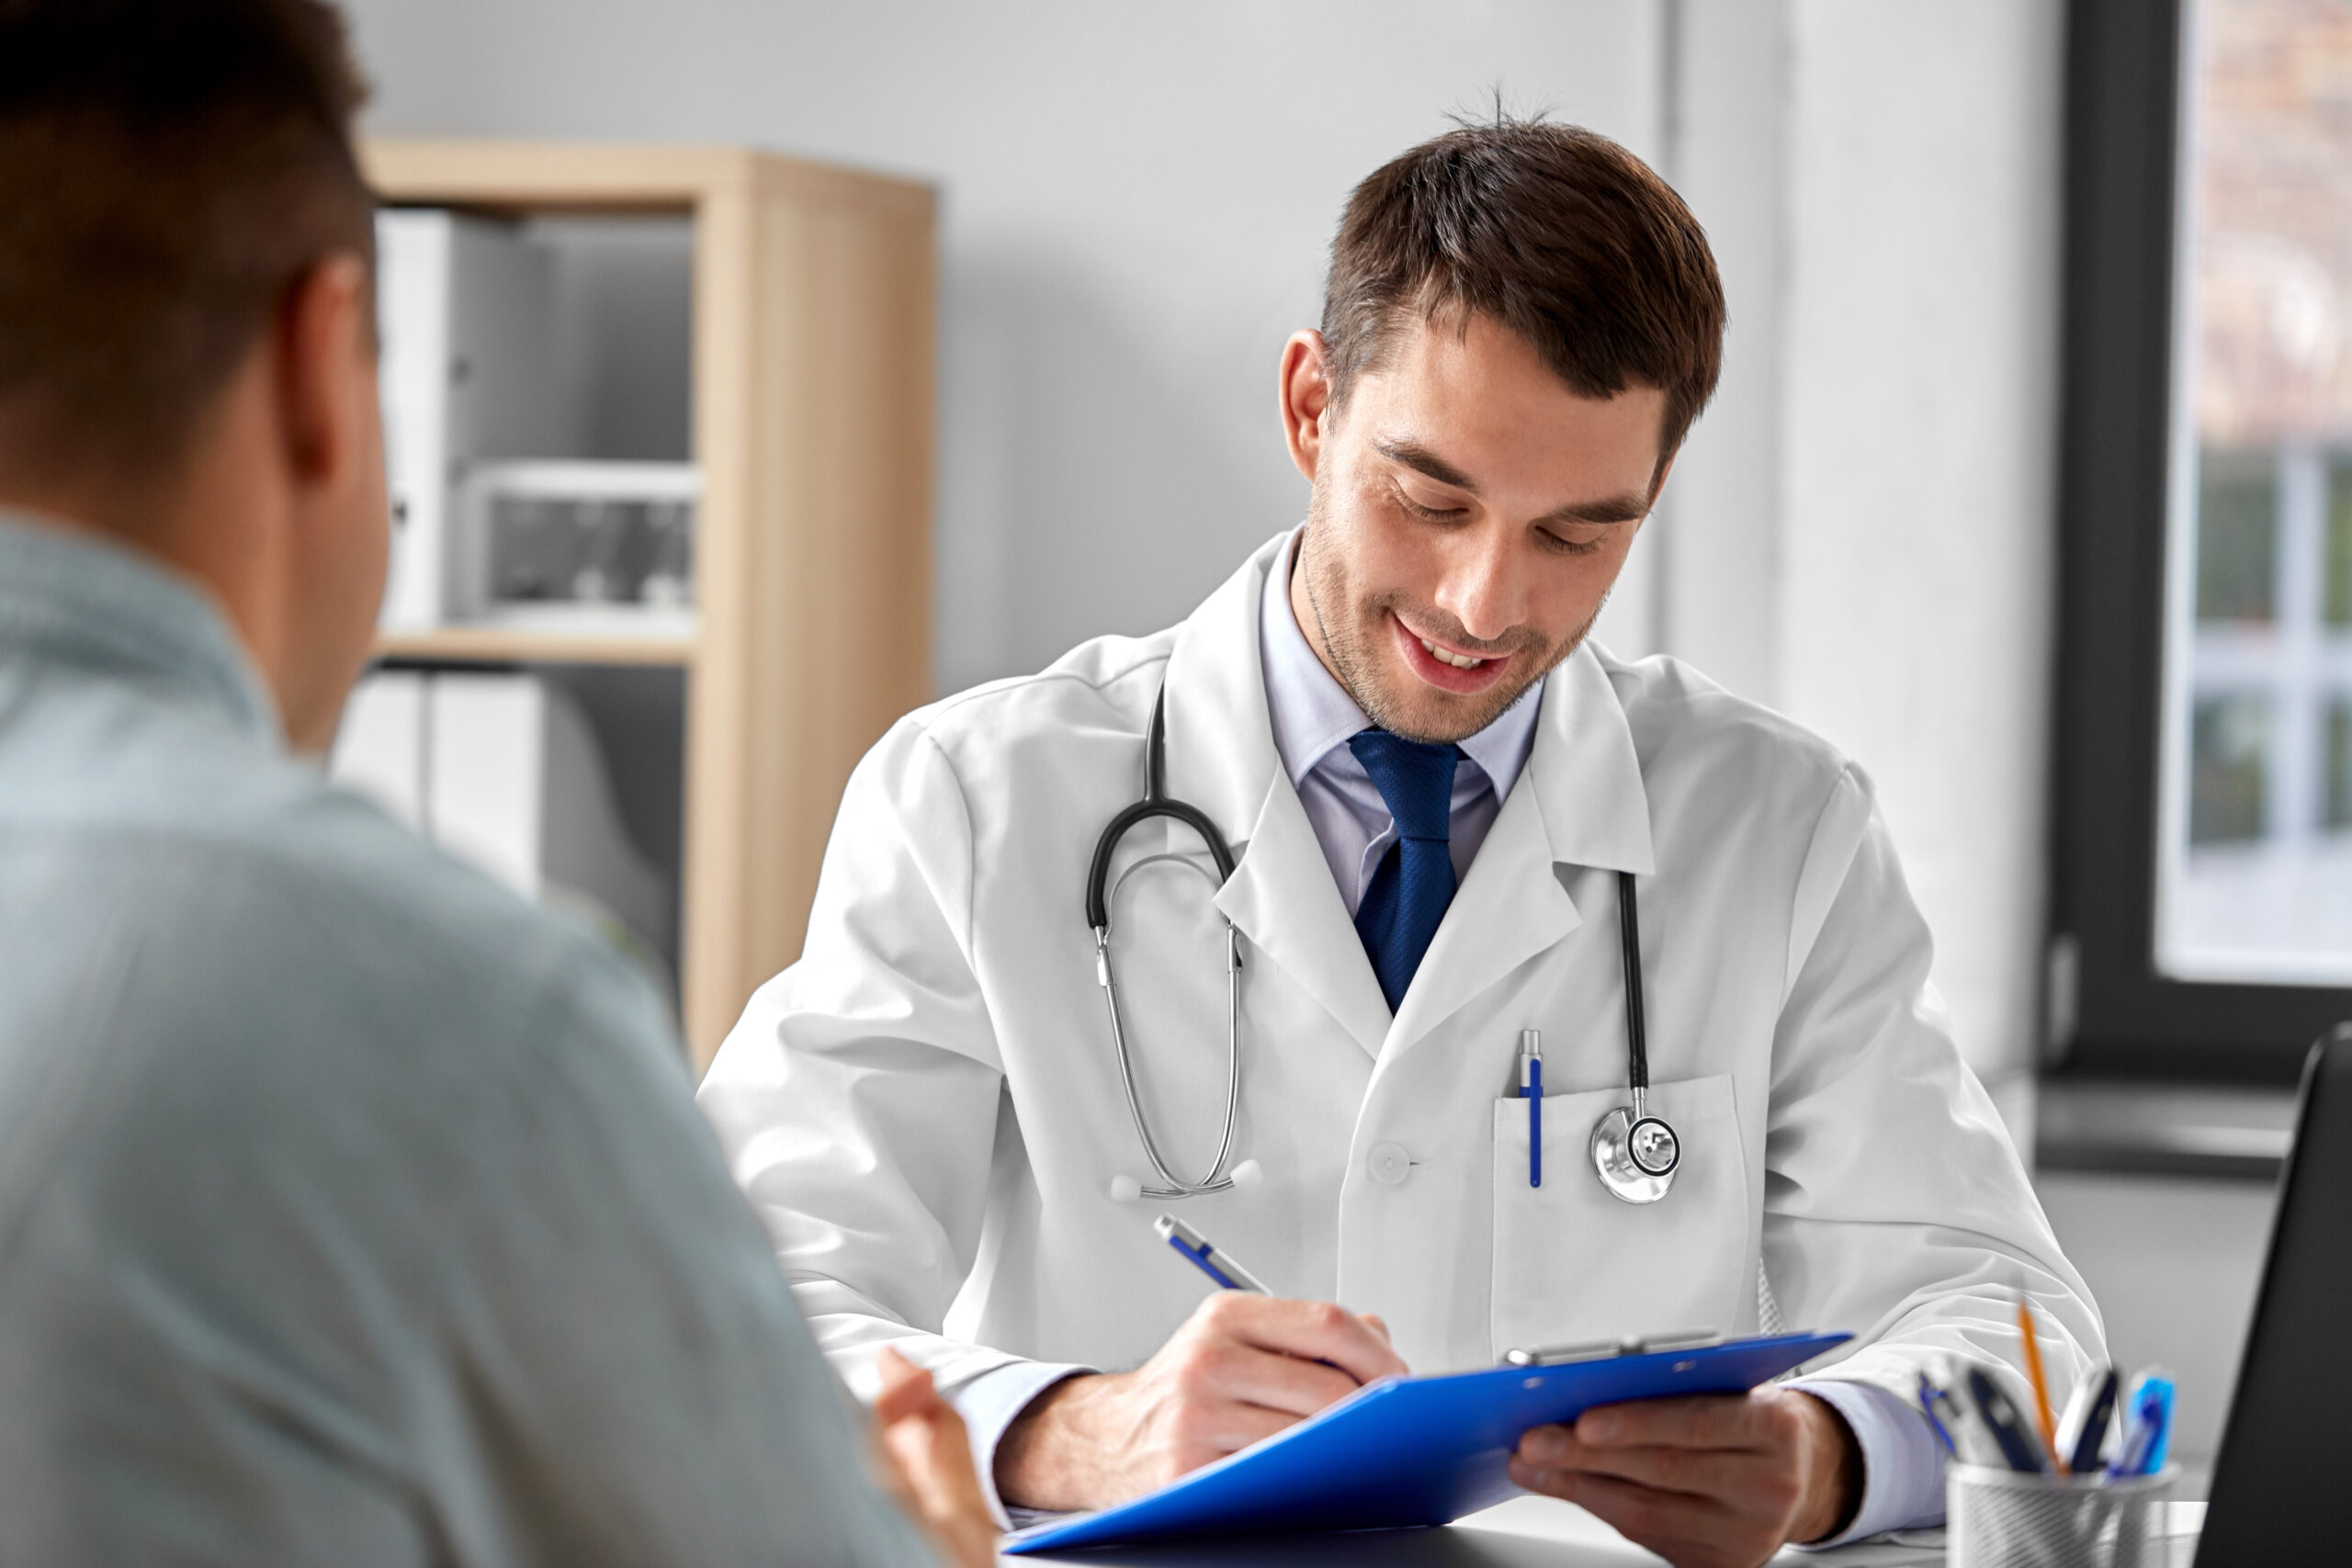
left=700, top=533, right=2100, bottom=1419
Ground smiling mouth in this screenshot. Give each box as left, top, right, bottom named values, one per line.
left=1417, top=636, right=1489, bottom=670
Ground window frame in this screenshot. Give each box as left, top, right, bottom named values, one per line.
left=2052, top=0, right=2350, bottom=1081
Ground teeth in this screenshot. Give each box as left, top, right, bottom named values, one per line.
left=1419, top=637, right=1487, bottom=671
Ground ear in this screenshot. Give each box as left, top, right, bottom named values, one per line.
left=1277, top=330, right=1333, bottom=484
left=273, top=253, right=373, bottom=492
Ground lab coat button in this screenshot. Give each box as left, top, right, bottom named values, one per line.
left=1367, top=1141, right=1412, bottom=1185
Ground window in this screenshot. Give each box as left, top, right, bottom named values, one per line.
left=2054, top=0, right=2352, bottom=1075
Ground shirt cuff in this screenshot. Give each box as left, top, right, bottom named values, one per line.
left=1785, top=1378, right=1948, bottom=1547
left=943, top=1359, right=1094, bottom=1529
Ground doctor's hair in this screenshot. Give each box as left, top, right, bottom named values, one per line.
left=0, top=0, right=373, bottom=487
left=1320, top=115, right=1724, bottom=470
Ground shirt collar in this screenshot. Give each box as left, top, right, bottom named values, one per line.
left=1258, top=525, right=1543, bottom=797
left=0, top=511, right=281, bottom=744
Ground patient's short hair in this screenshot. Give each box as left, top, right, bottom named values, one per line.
left=1322, top=116, right=1724, bottom=468
left=0, top=0, right=373, bottom=483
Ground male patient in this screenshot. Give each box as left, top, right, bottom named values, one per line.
left=0, top=3, right=989, bottom=1562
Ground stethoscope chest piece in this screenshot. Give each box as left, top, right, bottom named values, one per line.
left=1590, top=1096, right=1679, bottom=1205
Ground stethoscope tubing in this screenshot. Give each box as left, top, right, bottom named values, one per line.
left=1616, top=866, right=1649, bottom=1096
left=1090, top=679, right=1679, bottom=1203
left=1090, top=689, right=1246, bottom=1199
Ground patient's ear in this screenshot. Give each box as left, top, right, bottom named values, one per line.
left=275, top=254, right=376, bottom=491
left=270, top=251, right=388, bottom=754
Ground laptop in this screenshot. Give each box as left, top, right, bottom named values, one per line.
left=2194, top=1028, right=2352, bottom=1563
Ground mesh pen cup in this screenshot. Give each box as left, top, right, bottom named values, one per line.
left=1946, top=1463, right=2177, bottom=1568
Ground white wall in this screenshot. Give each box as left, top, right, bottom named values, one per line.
left=2039, top=1172, right=2278, bottom=1469
left=342, top=0, right=1668, bottom=694
left=1660, top=0, right=2065, bottom=1084
left=345, top=0, right=2061, bottom=1077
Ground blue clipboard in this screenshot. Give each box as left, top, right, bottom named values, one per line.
left=1003, top=1329, right=1850, bottom=1554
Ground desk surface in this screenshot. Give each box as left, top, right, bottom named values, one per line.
left=1010, top=1495, right=2208, bottom=1566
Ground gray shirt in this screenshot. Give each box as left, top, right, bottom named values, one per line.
left=0, top=516, right=938, bottom=1567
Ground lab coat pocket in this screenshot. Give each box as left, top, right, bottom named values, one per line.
left=1489, top=1074, right=1748, bottom=1362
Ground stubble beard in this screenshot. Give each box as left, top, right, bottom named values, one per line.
left=1296, top=488, right=1599, bottom=746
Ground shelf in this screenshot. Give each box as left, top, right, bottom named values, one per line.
left=2037, top=1077, right=2297, bottom=1181
left=372, top=626, right=696, bottom=668
left=365, top=137, right=935, bottom=1069
left=361, top=139, right=933, bottom=224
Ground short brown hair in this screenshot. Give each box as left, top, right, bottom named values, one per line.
left=0, top=0, right=373, bottom=483
left=1322, top=117, right=1724, bottom=466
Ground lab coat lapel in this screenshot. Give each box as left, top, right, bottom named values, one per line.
left=1384, top=644, right=1657, bottom=1061
left=1217, top=775, right=1395, bottom=1060
left=1165, top=535, right=1392, bottom=1061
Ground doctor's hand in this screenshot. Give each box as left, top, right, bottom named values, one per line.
left=871, top=1347, right=999, bottom=1568
left=1508, top=1386, right=1861, bottom=1568
left=993, top=1292, right=1408, bottom=1512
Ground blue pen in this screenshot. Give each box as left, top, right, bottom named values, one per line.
left=2060, top=1364, right=2120, bottom=1474
left=1521, top=1030, right=1543, bottom=1187
left=1966, top=1367, right=2051, bottom=1473
left=2109, top=1371, right=2175, bottom=1477
left=1154, top=1214, right=1270, bottom=1294
left=1916, top=1371, right=1959, bottom=1457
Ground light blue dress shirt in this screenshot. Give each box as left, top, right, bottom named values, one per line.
left=0, top=516, right=940, bottom=1566
left=957, top=528, right=1945, bottom=1543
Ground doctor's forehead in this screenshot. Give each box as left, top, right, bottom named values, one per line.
left=1344, top=317, right=1668, bottom=508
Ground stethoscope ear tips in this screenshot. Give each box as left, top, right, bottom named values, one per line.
left=1109, top=1159, right=1260, bottom=1201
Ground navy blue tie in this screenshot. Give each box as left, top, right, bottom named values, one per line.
left=1349, top=729, right=1461, bottom=1012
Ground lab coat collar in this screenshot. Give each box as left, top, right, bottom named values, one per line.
left=1158, top=533, right=1290, bottom=855
left=1525, top=640, right=1657, bottom=880
left=1168, top=536, right=1397, bottom=1060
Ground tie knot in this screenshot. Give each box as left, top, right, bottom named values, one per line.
left=1348, top=729, right=1460, bottom=843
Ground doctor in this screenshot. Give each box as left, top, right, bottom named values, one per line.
left=701, top=118, right=2098, bottom=1568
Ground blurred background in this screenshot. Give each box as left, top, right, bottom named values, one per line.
left=331, top=0, right=2352, bottom=1484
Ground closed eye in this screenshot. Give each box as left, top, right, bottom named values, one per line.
left=1537, top=526, right=1611, bottom=558
left=1392, top=482, right=1469, bottom=523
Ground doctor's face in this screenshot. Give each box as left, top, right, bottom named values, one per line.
left=1280, top=310, right=1668, bottom=746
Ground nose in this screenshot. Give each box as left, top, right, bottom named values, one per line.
left=1430, top=525, right=1525, bottom=645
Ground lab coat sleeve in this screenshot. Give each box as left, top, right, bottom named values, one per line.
left=699, top=716, right=1032, bottom=1404
left=1760, top=764, right=2104, bottom=1491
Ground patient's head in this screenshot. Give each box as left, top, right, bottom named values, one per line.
left=0, top=0, right=383, bottom=751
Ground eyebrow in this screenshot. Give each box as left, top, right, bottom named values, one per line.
left=1375, top=438, right=1653, bottom=527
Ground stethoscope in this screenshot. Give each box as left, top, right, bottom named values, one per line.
left=1087, top=682, right=1680, bottom=1206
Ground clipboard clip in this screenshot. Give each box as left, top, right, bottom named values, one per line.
left=1499, top=1327, right=1722, bottom=1368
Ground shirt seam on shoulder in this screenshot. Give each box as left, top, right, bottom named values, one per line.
left=1780, top=761, right=1869, bottom=1009
left=911, top=647, right=1171, bottom=730
left=913, top=727, right=985, bottom=963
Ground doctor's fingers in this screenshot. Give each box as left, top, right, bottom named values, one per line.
left=1512, top=1430, right=1791, bottom=1506
left=1169, top=1334, right=1366, bottom=1417
left=1571, top=1391, right=1783, bottom=1452
left=1161, top=1395, right=1313, bottom=1461
left=1193, top=1292, right=1408, bottom=1384
left=1504, top=1463, right=1768, bottom=1568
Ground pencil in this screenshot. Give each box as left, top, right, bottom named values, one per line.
left=2017, top=1294, right=2061, bottom=1472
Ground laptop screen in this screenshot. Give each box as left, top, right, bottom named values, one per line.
left=2196, top=1031, right=2352, bottom=1563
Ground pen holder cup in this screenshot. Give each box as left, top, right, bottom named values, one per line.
left=1947, top=1463, right=2177, bottom=1568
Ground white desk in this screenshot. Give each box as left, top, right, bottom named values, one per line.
left=1011, top=1495, right=2208, bottom=1565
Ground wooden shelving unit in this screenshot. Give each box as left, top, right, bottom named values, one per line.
left=363, top=139, right=935, bottom=1070
left=373, top=628, right=697, bottom=668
